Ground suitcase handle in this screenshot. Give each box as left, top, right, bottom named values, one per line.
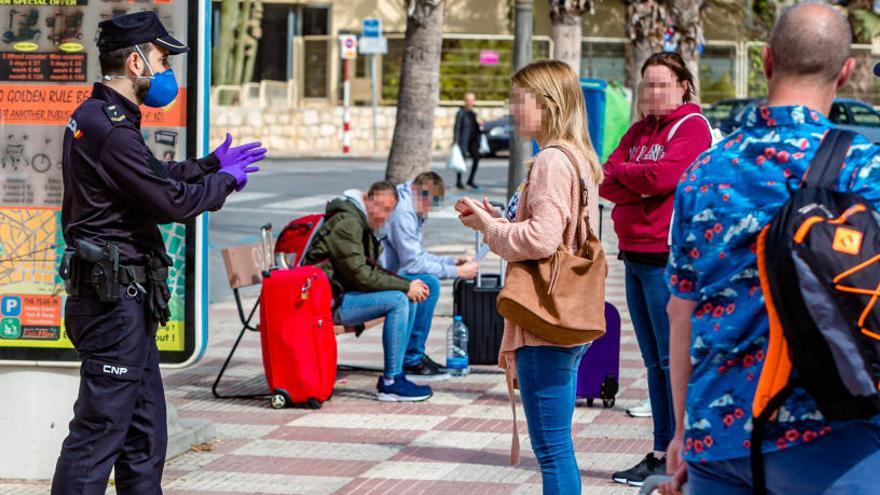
left=475, top=231, right=505, bottom=289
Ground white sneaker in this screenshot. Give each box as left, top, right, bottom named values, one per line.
left=627, top=398, right=652, bottom=418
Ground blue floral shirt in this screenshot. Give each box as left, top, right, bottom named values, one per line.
left=667, top=106, right=880, bottom=463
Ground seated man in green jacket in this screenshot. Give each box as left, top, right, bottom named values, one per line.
left=302, top=181, right=434, bottom=402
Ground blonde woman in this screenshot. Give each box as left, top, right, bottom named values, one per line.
left=456, top=60, right=602, bottom=494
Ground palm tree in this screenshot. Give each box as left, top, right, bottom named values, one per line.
left=549, top=0, right=594, bottom=74
left=385, top=0, right=446, bottom=185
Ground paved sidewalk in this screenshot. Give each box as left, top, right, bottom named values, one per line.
left=2, top=242, right=654, bottom=495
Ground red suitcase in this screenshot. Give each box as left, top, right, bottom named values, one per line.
left=259, top=265, right=337, bottom=409
left=274, top=213, right=325, bottom=267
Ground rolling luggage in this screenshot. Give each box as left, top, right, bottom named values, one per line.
left=575, top=302, right=621, bottom=408
left=259, top=264, right=337, bottom=409
left=274, top=213, right=325, bottom=267
left=453, top=232, right=505, bottom=365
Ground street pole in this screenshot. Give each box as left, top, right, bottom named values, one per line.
left=508, top=0, right=533, bottom=200
left=343, top=58, right=351, bottom=154
left=370, top=54, right=379, bottom=151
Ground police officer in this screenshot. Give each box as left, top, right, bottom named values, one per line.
left=52, top=12, right=265, bottom=495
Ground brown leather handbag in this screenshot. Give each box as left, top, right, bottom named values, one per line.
left=496, top=146, right=607, bottom=346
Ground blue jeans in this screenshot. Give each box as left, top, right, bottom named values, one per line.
left=687, top=418, right=880, bottom=494
left=624, top=259, right=675, bottom=452
left=334, top=291, right=416, bottom=378
left=401, top=273, right=441, bottom=367
left=517, top=344, right=588, bottom=495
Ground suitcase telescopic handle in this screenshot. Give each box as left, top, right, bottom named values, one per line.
left=475, top=231, right=482, bottom=289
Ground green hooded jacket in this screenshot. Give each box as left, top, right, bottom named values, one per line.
left=302, top=190, right=410, bottom=302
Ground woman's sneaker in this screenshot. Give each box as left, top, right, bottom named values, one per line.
left=627, top=398, right=652, bottom=418
left=611, top=453, right=666, bottom=486
left=376, top=374, right=433, bottom=402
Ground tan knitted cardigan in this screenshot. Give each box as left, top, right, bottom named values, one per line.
left=482, top=144, right=601, bottom=464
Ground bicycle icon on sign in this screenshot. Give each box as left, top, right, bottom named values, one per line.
left=1, top=135, right=55, bottom=173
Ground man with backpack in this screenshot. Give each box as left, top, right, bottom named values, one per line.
left=381, top=171, right=480, bottom=382
left=302, top=181, right=434, bottom=402
left=662, top=4, right=880, bottom=494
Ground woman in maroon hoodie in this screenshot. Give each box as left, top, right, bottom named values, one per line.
left=601, top=52, right=712, bottom=487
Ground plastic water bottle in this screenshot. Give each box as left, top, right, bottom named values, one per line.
left=446, top=316, right=470, bottom=377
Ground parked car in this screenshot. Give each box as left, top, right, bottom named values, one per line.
left=480, top=116, right=512, bottom=156
left=705, top=98, right=754, bottom=135
left=728, top=97, right=880, bottom=142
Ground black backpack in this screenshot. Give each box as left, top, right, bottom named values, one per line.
left=753, top=129, right=880, bottom=494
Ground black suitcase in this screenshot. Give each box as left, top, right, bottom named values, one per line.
left=453, top=232, right=505, bottom=365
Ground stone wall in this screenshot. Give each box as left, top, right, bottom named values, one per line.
left=210, top=105, right=508, bottom=157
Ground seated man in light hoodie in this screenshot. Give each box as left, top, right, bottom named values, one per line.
left=382, top=172, right=479, bottom=382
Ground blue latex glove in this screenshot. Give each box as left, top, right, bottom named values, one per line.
left=214, top=133, right=266, bottom=191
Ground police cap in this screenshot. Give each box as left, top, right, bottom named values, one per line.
left=97, top=11, right=188, bottom=55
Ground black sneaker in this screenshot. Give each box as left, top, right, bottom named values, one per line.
left=404, top=355, right=451, bottom=382
left=611, top=453, right=666, bottom=486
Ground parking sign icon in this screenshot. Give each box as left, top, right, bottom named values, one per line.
left=1, top=296, right=22, bottom=317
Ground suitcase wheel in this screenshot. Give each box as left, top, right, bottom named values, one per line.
left=271, top=389, right=291, bottom=409
left=600, top=375, right=619, bottom=409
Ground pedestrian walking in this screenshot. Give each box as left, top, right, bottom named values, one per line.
left=52, top=12, right=264, bottom=494
left=456, top=60, right=603, bottom=495
left=453, top=92, right=483, bottom=190
left=600, top=52, right=713, bottom=487
left=662, top=4, right=880, bottom=494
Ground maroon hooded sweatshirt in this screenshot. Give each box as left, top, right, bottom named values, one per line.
left=600, top=102, right=712, bottom=256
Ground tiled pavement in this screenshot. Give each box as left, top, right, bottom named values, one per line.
left=2, top=238, right=655, bottom=494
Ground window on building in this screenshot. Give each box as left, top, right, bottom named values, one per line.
left=381, top=37, right=551, bottom=104
left=581, top=41, right=625, bottom=82
left=302, top=6, right=329, bottom=36
left=253, top=4, right=294, bottom=82
left=700, top=45, right=736, bottom=104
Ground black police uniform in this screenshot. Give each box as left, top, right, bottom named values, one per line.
left=52, top=13, right=236, bottom=495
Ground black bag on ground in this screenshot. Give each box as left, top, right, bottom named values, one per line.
left=453, top=232, right=505, bottom=365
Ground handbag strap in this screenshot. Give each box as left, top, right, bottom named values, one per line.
left=543, top=144, right=590, bottom=248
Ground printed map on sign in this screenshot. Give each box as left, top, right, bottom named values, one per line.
left=0, top=208, right=187, bottom=351
left=0, top=207, right=62, bottom=294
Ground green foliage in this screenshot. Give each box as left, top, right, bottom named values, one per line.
left=747, top=44, right=768, bottom=97
left=850, top=7, right=880, bottom=43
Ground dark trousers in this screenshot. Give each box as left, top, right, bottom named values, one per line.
left=457, top=144, right=480, bottom=187
left=52, top=288, right=166, bottom=495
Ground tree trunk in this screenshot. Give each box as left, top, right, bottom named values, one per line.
left=231, top=0, right=253, bottom=85
left=624, top=0, right=704, bottom=119
left=385, top=1, right=445, bottom=185
left=670, top=0, right=704, bottom=103
left=625, top=0, right=665, bottom=121
left=551, top=10, right=583, bottom=75
left=213, top=0, right=239, bottom=85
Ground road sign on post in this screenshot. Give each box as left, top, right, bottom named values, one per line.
left=339, top=34, right=358, bottom=60
left=359, top=18, right=386, bottom=151
left=339, top=35, right=357, bottom=154
left=359, top=18, right=387, bottom=55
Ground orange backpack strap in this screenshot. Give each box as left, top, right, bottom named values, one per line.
left=753, top=226, right=794, bottom=418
